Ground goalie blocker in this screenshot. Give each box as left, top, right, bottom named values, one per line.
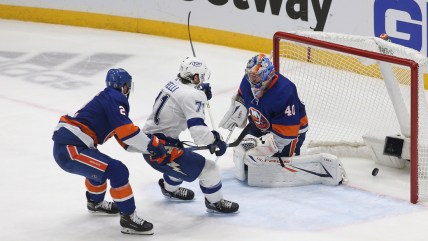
left=233, top=134, right=348, bottom=187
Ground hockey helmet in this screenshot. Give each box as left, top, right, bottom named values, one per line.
left=106, top=68, right=133, bottom=96
left=245, top=53, right=275, bottom=88
left=178, top=57, right=210, bottom=85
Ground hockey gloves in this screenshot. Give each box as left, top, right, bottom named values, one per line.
left=147, top=135, right=168, bottom=164
left=147, top=135, right=184, bottom=165
left=208, top=131, right=227, bottom=156
left=199, top=83, right=212, bottom=100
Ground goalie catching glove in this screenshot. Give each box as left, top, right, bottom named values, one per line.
left=219, top=93, right=247, bottom=131
left=240, top=133, right=278, bottom=167
left=146, top=135, right=183, bottom=165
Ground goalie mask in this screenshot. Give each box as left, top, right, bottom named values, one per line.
left=105, top=68, right=134, bottom=98
left=178, top=57, right=211, bottom=86
left=245, top=54, right=275, bottom=99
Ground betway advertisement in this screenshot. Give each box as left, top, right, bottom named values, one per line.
left=0, top=0, right=427, bottom=55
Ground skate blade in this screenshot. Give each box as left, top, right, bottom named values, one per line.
left=87, top=210, right=119, bottom=216
left=163, top=195, right=195, bottom=202
left=206, top=208, right=240, bottom=215
left=121, top=227, right=154, bottom=235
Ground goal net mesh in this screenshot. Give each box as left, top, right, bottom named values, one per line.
left=274, top=31, right=428, bottom=202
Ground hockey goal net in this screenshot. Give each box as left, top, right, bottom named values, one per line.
left=273, top=31, right=428, bottom=203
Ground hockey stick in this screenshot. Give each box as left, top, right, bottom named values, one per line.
left=215, top=124, right=236, bottom=162
left=187, top=11, right=196, bottom=58
left=187, top=11, right=216, bottom=130
left=206, top=102, right=216, bottom=130
left=189, top=123, right=251, bottom=151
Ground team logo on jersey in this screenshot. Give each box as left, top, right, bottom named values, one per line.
left=249, top=107, right=270, bottom=131
left=167, top=162, right=187, bottom=175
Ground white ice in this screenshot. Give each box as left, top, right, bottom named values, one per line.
left=1, top=20, right=427, bottom=241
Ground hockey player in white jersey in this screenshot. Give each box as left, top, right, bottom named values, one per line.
left=142, top=57, right=239, bottom=214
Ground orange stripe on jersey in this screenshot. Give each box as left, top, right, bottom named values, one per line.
left=289, top=138, right=297, bottom=156
left=266, top=75, right=279, bottom=90
left=300, top=115, right=308, bottom=127
left=114, top=135, right=127, bottom=149
left=110, top=183, right=134, bottom=202
left=66, top=145, right=108, bottom=171
left=85, top=179, right=107, bottom=194
left=271, top=123, right=300, bottom=137
left=114, top=123, right=140, bottom=140
left=60, top=115, right=99, bottom=145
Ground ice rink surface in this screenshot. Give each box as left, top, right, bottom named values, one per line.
left=1, top=19, right=427, bottom=241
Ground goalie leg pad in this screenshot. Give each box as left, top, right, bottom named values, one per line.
left=233, top=145, right=247, bottom=181
left=242, top=133, right=279, bottom=167
left=233, top=133, right=279, bottom=180
left=246, top=153, right=347, bottom=187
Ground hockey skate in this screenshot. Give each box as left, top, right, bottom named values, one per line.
left=120, top=212, right=154, bottom=235
left=205, top=198, right=239, bottom=214
left=86, top=193, right=119, bottom=215
left=158, top=179, right=195, bottom=201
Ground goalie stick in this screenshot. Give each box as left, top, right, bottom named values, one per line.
left=189, top=123, right=251, bottom=151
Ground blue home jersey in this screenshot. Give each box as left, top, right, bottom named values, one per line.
left=71, top=87, right=134, bottom=144
left=239, top=73, right=308, bottom=140
left=53, top=87, right=141, bottom=147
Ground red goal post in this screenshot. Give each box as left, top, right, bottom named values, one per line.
left=272, top=31, right=427, bottom=203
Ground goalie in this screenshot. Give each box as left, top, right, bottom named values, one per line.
left=219, top=53, right=346, bottom=187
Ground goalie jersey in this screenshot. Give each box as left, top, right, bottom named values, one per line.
left=238, top=73, right=308, bottom=141
left=143, top=79, right=215, bottom=145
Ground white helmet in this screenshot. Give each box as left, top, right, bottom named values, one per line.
left=178, top=57, right=211, bottom=84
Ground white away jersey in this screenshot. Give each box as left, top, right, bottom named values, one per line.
left=143, top=79, right=215, bottom=145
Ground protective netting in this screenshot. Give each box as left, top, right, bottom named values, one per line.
left=274, top=31, right=428, bottom=202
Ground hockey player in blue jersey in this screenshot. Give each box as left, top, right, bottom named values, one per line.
left=220, top=54, right=348, bottom=187
left=52, top=68, right=172, bottom=235
left=142, top=57, right=239, bottom=214
left=220, top=53, right=308, bottom=160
